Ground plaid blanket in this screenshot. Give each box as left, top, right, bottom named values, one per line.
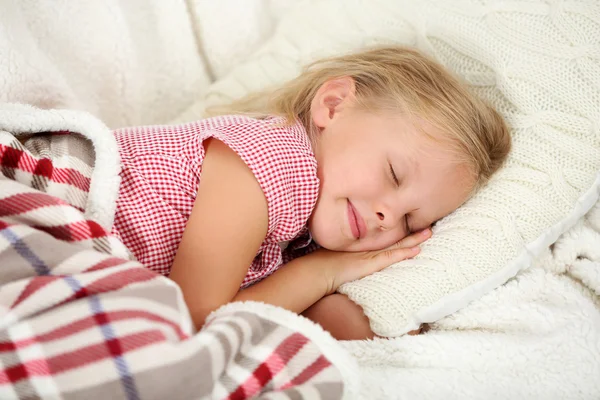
left=0, top=104, right=356, bottom=400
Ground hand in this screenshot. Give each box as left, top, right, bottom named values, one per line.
left=307, top=229, right=432, bottom=295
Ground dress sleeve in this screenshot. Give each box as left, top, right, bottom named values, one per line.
left=187, top=118, right=318, bottom=238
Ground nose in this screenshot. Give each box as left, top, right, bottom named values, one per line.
left=374, top=192, right=404, bottom=230
left=375, top=207, right=400, bottom=230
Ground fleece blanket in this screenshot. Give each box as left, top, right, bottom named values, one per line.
left=0, top=0, right=292, bottom=129
left=0, top=0, right=212, bottom=128
left=0, top=104, right=358, bottom=400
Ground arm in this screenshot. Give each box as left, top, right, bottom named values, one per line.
left=302, top=293, right=375, bottom=340
left=233, top=255, right=329, bottom=314
left=170, top=138, right=429, bottom=330
left=303, top=294, right=428, bottom=340
left=169, top=138, right=331, bottom=329
left=169, top=138, right=268, bottom=329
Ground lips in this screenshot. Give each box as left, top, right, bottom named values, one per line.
left=347, top=200, right=367, bottom=240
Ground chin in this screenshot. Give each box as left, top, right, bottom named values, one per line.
left=317, top=239, right=354, bottom=252
left=310, top=237, right=336, bottom=251
left=309, top=231, right=343, bottom=251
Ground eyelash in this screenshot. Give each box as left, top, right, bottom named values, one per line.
left=388, top=163, right=408, bottom=232
left=389, top=163, right=399, bottom=187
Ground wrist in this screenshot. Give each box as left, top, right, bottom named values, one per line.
left=285, top=252, right=334, bottom=297
left=297, top=251, right=338, bottom=296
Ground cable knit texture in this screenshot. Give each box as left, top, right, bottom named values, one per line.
left=342, top=200, right=600, bottom=398
left=174, top=0, right=600, bottom=336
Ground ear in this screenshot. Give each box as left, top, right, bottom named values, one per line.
left=311, top=77, right=356, bottom=130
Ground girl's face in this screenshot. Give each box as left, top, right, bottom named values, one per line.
left=307, top=78, right=475, bottom=252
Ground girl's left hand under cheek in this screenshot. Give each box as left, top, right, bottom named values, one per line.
left=391, top=227, right=432, bottom=250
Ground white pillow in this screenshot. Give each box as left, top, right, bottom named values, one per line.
left=174, top=0, right=600, bottom=336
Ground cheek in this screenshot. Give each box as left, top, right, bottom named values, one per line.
left=307, top=205, right=343, bottom=250
left=382, top=229, right=408, bottom=247
left=323, top=162, right=383, bottom=196
left=308, top=196, right=335, bottom=235
left=356, top=229, right=406, bottom=252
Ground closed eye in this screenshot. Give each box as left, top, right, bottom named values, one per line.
left=389, top=163, right=399, bottom=187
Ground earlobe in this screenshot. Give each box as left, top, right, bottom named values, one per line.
left=311, top=77, right=356, bottom=129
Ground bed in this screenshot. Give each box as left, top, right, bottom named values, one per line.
left=1, top=1, right=599, bottom=399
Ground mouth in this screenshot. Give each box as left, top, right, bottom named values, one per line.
left=347, top=200, right=366, bottom=240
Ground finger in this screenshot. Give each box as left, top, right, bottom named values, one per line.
left=382, top=245, right=420, bottom=264
left=364, top=246, right=420, bottom=275
left=388, top=228, right=431, bottom=250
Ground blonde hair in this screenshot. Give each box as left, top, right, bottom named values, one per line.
left=208, top=46, right=511, bottom=189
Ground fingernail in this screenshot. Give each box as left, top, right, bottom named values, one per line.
left=411, top=246, right=420, bottom=252
left=422, top=229, right=431, bottom=236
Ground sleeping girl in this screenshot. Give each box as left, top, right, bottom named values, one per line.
left=111, top=46, right=511, bottom=339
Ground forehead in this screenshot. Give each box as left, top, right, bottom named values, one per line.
left=355, top=111, right=438, bottom=148
left=348, top=108, right=474, bottom=185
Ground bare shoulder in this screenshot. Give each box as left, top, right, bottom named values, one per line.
left=169, top=137, right=269, bottom=327
left=202, top=137, right=266, bottom=207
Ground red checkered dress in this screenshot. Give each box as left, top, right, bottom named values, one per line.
left=112, top=115, right=320, bottom=287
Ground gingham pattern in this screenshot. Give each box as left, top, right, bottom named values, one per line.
left=112, top=115, right=320, bottom=287
left=0, top=123, right=345, bottom=400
